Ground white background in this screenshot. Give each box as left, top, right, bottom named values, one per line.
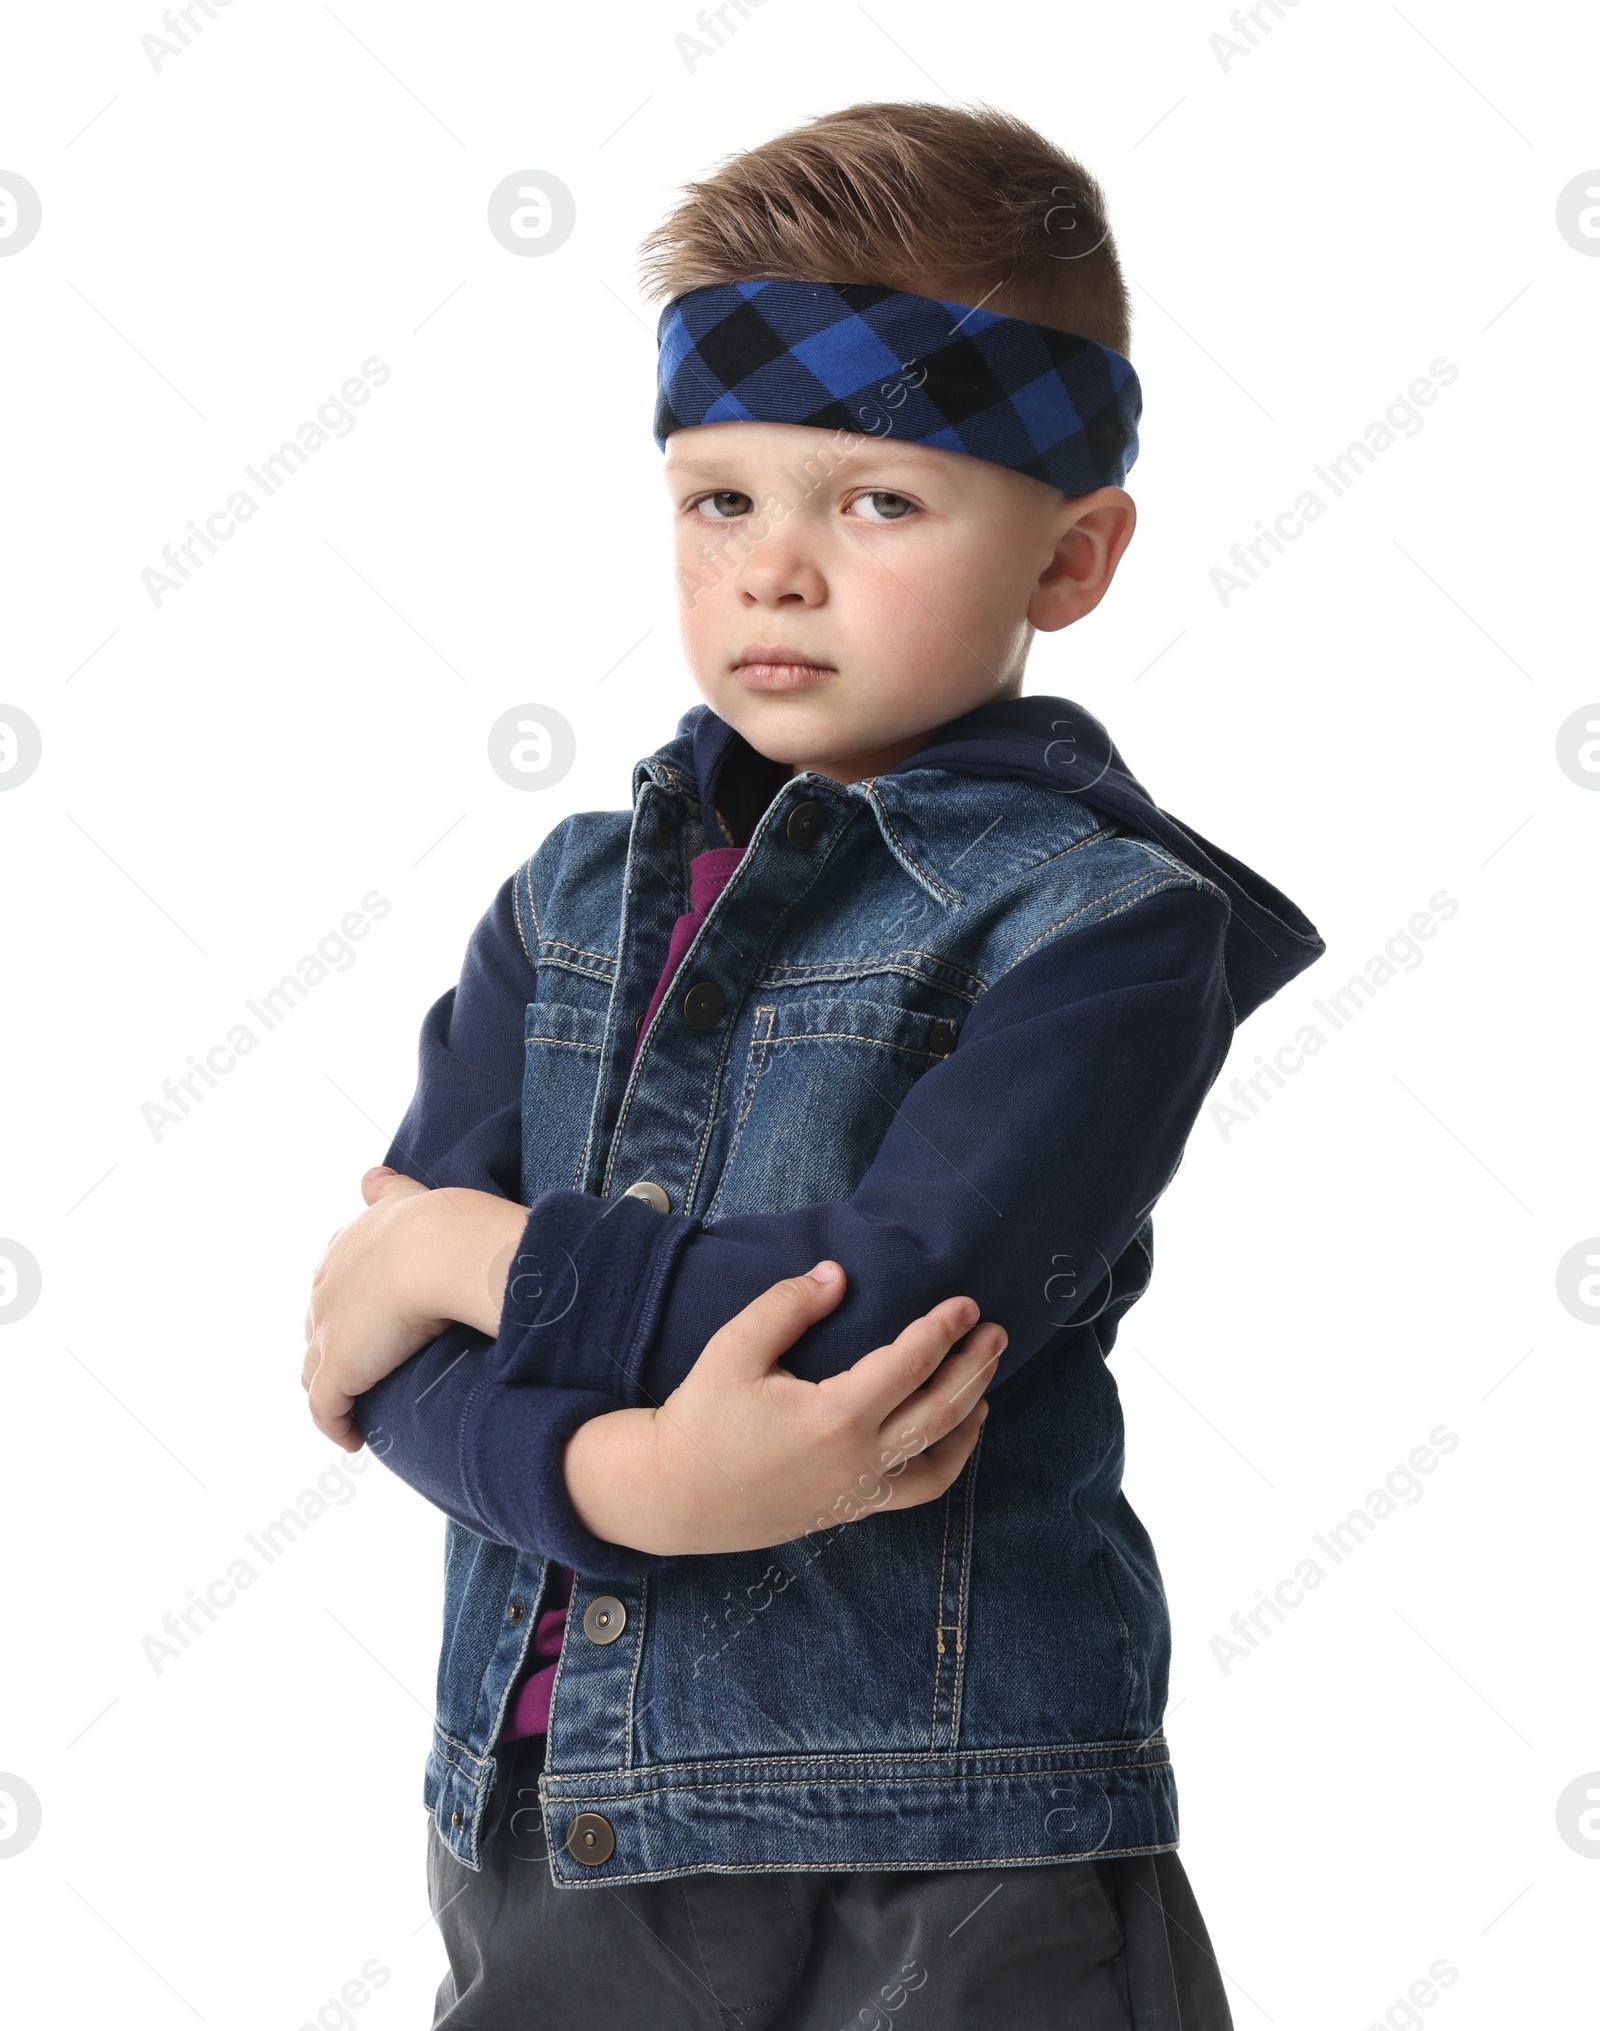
left=1, top=2, right=1595, bottom=2025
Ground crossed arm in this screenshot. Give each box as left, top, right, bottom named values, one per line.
left=300, top=870, right=1233, bottom=1574
left=302, top=1174, right=1001, bottom=1554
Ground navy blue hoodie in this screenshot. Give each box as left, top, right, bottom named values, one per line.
left=357, top=694, right=1322, bottom=1573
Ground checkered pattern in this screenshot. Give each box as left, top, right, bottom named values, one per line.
left=654, top=279, right=1141, bottom=493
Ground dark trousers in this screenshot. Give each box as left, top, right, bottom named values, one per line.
left=429, top=1732, right=1235, bottom=2029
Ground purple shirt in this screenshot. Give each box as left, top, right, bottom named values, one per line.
left=498, top=841, right=745, bottom=1744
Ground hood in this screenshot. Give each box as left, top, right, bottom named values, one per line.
left=676, top=693, right=1323, bottom=1022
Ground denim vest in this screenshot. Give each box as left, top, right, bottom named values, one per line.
left=424, top=725, right=1239, bottom=1882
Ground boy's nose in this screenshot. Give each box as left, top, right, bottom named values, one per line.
left=733, top=541, right=826, bottom=608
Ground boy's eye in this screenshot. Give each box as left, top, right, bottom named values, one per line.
left=692, top=491, right=753, bottom=521
left=850, top=491, right=917, bottom=522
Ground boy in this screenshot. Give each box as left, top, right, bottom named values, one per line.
left=303, top=102, right=1322, bottom=2028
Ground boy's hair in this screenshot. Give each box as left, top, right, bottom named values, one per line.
left=639, top=101, right=1131, bottom=358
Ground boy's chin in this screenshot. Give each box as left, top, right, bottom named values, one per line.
left=696, top=681, right=840, bottom=761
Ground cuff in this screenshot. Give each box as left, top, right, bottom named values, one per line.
left=457, top=1379, right=674, bottom=1579
left=486, top=1187, right=697, bottom=1407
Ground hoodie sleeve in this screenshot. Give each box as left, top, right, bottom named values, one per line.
left=358, top=874, right=1235, bottom=1568
left=353, top=870, right=673, bottom=1578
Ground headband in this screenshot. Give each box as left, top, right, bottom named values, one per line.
left=654, top=279, right=1141, bottom=494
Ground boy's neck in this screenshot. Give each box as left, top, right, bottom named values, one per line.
left=785, top=732, right=936, bottom=788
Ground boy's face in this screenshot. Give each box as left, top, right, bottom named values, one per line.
left=665, top=421, right=1135, bottom=782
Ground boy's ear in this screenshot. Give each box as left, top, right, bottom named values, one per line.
left=1028, top=487, right=1137, bottom=634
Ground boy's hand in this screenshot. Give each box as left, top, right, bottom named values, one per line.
left=302, top=1168, right=521, bottom=1453
left=562, top=1263, right=1003, bottom=1556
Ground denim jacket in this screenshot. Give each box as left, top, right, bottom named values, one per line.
left=359, top=694, right=1322, bottom=1882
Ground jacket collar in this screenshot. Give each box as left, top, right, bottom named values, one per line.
left=645, top=694, right=1324, bottom=1020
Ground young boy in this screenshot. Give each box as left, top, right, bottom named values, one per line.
left=302, top=102, right=1322, bottom=2028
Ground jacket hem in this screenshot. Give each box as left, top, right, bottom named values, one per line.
left=536, top=1747, right=1178, bottom=1886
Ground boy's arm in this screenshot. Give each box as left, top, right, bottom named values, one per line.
left=351, top=873, right=1237, bottom=1563
left=360, top=876, right=1236, bottom=1534
left=491, top=879, right=1236, bottom=1410
left=350, top=867, right=670, bottom=1577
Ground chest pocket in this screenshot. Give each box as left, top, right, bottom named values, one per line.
left=521, top=1000, right=607, bottom=1200
left=705, top=993, right=962, bottom=1221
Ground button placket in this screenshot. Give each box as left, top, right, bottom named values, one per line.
left=600, top=785, right=846, bottom=1213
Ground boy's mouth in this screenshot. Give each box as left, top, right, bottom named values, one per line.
left=733, top=646, right=836, bottom=692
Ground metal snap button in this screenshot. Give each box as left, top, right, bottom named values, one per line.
left=566, top=1812, right=615, bottom=1866
left=622, top=1180, right=669, bottom=1213
left=451, top=1808, right=465, bottom=1828
left=785, top=799, right=825, bottom=848
left=582, top=1595, right=627, bottom=1646
left=929, top=1020, right=957, bottom=1056
left=682, top=980, right=725, bottom=1030
left=507, top=1598, right=525, bottom=1625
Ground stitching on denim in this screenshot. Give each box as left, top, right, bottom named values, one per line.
left=1010, top=873, right=1210, bottom=968
left=512, top=861, right=540, bottom=971
left=930, top=1485, right=953, bottom=1748
left=1094, top=1535, right=1139, bottom=1744
left=431, top=1732, right=490, bottom=1782
left=541, top=1743, right=1168, bottom=1782
left=431, top=1723, right=485, bottom=1765
left=902, top=948, right=988, bottom=992
left=1012, top=822, right=1118, bottom=879
left=1121, top=837, right=1228, bottom=902
left=704, top=1005, right=774, bottom=1223
left=430, top=1747, right=486, bottom=1788
left=754, top=964, right=979, bottom=1002
left=523, top=1033, right=603, bottom=1053
left=754, top=954, right=986, bottom=999
left=948, top=1431, right=983, bottom=1750
left=541, top=937, right=617, bottom=966
left=677, top=809, right=873, bottom=1208
left=862, top=784, right=961, bottom=905
left=602, top=802, right=863, bottom=1198
left=537, top=954, right=615, bottom=986
left=621, top=1576, right=650, bottom=1772
left=542, top=1755, right=1172, bottom=1802
left=679, top=975, right=754, bottom=1215
left=755, top=1030, right=947, bottom=1055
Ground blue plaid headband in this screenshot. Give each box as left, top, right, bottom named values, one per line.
left=654, top=279, right=1141, bottom=494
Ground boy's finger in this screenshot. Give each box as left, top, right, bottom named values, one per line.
left=307, top=1363, right=355, bottom=1442
left=824, top=1296, right=981, bottom=1422
left=873, top=1400, right=988, bottom=1511
left=698, top=1261, right=849, bottom=1378
left=886, top=1324, right=1005, bottom=1440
